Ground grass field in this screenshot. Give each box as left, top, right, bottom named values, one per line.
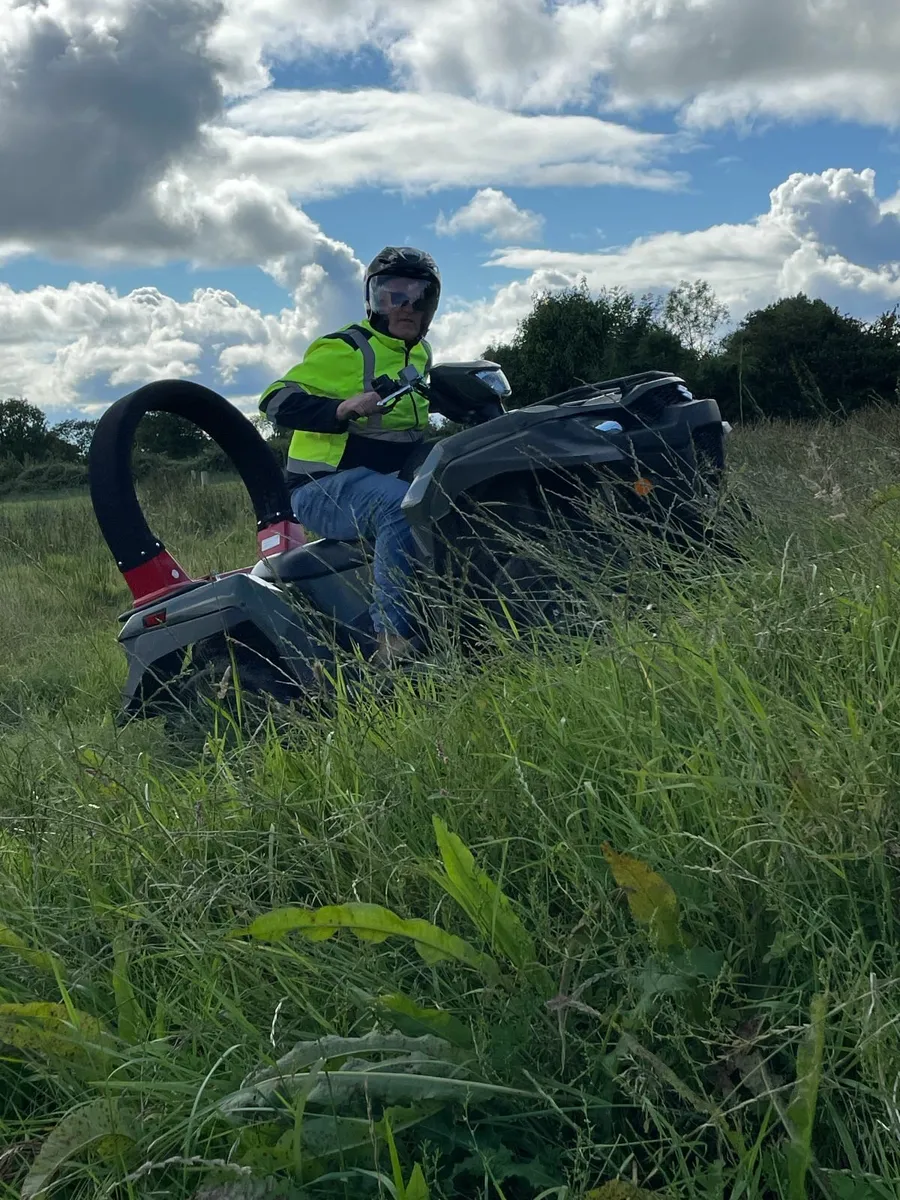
left=2, top=412, right=900, bottom=1199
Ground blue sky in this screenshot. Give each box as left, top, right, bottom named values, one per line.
left=1, top=0, right=899, bottom=422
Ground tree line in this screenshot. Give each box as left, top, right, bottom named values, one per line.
left=0, top=403, right=230, bottom=495
left=2, top=281, right=899, bottom=491
left=485, top=281, right=900, bottom=422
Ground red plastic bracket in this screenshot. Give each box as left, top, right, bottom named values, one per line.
left=256, top=519, right=307, bottom=561
left=123, top=549, right=197, bottom=607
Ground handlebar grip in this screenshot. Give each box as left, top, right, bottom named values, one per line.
left=372, top=374, right=399, bottom=400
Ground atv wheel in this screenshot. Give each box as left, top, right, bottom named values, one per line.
left=479, top=552, right=567, bottom=630
left=134, top=632, right=310, bottom=734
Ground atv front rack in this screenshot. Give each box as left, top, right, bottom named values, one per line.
left=532, top=370, right=680, bottom=405
left=530, top=371, right=695, bottom=427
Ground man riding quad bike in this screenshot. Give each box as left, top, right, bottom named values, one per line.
left=258, top=246, right=447, bottom=667
left=89, top=350, right=729, bottom=720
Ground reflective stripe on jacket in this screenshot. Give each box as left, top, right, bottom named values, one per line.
left=260, top=320, right=432, bottom=480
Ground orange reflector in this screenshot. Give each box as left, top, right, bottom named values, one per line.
left=634, top=477, right=654, bottom=497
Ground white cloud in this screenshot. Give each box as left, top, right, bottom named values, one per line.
left=0, top=1, right=689, bottom=263
left=0, top=0, right=224, bottom=240
left=382, top=0, right=597, bottom=111
left=435, top=189, right=544, bottom=243
left=0, top=171, right=364, bottom=302
left=212, top=0, right=900, bottom=128
left=392, top=0, right=900, bottom=129
left=430, top=168, right=900, bottom=361
left=221, top=89, right=683, bottom=197
left=0, top=0, right=367, bottom=328
left=209, top=0, right=390, bottom=97
left=430, top=270, right=573, bottom=363
left=0, top=1, right=683, bottom=314
left=0, top=281, right=331, bottom=415
left=188, top=0, right=599, bottom=113
left=2, top=0, right=893, bottom=291
left=769, top=168, right=900, bottom=270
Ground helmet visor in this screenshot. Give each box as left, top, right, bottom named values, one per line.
left=370, top=276, right=439, bottom=317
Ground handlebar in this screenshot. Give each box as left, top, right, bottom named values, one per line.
left=373, top=367, right=426, bottom=412
left=360, top=365, right=505, bottom=425
left=344, top=375, right=426, bottom=422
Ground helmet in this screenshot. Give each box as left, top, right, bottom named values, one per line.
left=364, top=246, right=441, bottom=339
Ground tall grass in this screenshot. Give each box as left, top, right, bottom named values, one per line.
left=1, top=411, right=900, bottom=1198
left=0, top=477, right=256, bottom=723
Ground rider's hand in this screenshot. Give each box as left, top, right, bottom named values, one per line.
left=336, top=391, right=381, bottom=421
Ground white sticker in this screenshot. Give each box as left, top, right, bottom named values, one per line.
left=261, top=534, right=281, bottom=552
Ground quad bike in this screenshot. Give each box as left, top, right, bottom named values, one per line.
left=88, top=362, right=729, bottom=720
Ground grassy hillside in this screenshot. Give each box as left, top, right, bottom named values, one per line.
left=1, top=411, right=900, bottom=1199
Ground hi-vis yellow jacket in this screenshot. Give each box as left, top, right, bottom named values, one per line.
left=260, top=320, right=432, bottom=487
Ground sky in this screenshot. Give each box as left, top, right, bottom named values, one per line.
left=1, top=0, right=899, bottom=423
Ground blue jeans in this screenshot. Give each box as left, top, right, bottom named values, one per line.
left=291, top=468, right=418, bottom=637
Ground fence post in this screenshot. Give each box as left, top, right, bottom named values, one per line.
left=200, top=471, right=209, bottom=488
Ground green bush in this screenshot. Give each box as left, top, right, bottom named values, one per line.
left=0, top=456, right=22, bottom=486
left=0, top=459, right=90, bottom=496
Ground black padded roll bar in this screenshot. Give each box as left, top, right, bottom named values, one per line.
left=89, top=379, right=294, bottom=574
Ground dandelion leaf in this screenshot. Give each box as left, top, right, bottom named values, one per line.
left=0, top=923, right=65, bottom=977
left=232, top=903, right=499, bottom=981
left=0, top=1001, right=110, bottom=1064
left=602, top=844, right=682, bottom=949
left=431, top=816, right=535, bottom=969
left=376, top=992, right=474, bottom=1049
left=22, top=1098, right=136, bottom=1199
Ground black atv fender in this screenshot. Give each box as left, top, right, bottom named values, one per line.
left=118, top=573, right=334, bottom=714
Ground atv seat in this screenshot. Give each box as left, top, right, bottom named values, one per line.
left=252, top=537, right=372, bottom=583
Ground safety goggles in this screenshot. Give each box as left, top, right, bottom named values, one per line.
left=370, top=276, right=435, bottom=313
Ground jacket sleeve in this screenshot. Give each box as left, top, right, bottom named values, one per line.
left=259, top=335, right=364, bottom=433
